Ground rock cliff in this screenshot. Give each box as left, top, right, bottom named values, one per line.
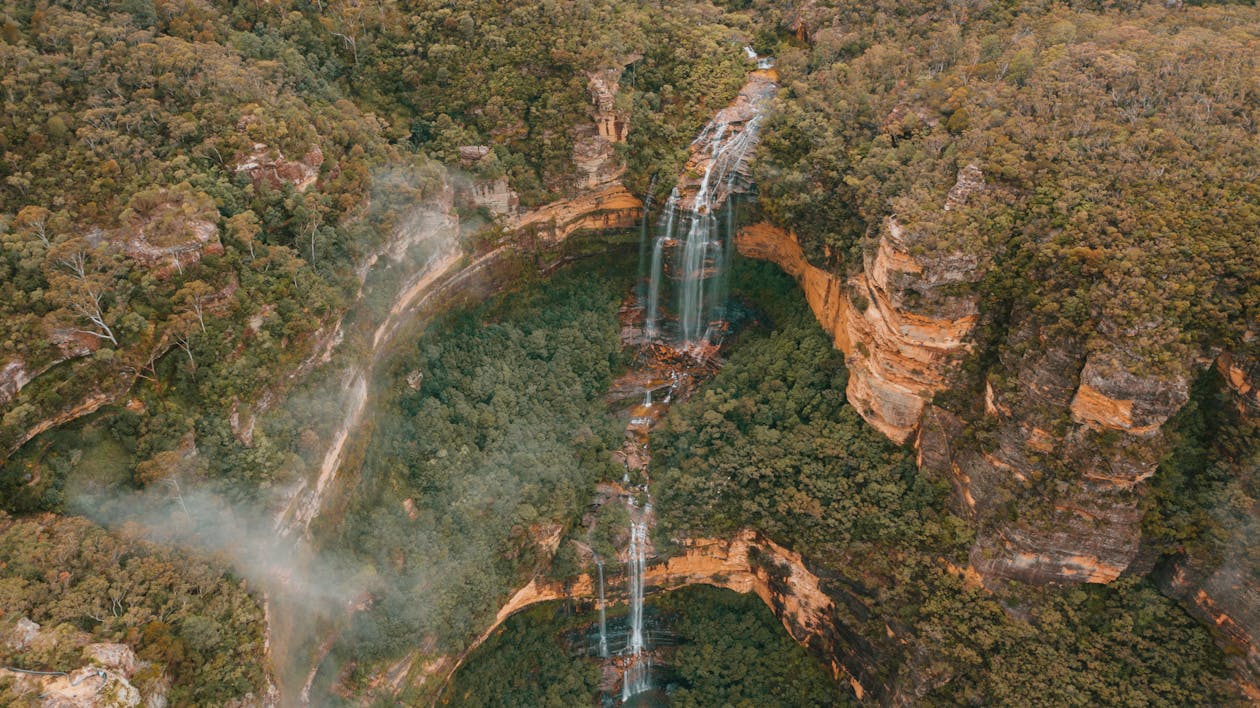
left=426, top=530, right=883, bottom=702
left=736, top=175, right=980, bottom=446
left=738, top=165, right=1245, bottom=589
left=741, top=215, right=1180, bottom=584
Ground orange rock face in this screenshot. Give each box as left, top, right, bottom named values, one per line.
left=513, top=185, right=642, bottom=243
left=735, top=220, right=975, bottom=444
left=431, top=530, right=861, bottom=701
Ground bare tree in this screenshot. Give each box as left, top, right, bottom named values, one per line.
left=55, top=248, right=119, bottom=345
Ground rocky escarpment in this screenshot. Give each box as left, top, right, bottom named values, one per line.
left=456, top=62, right=642, bottom=238
left=425, top=530, right=880, bottom=702
left=1156, top=352, right=1260, bottom=697
left=744, top=213, right=1191, bottom=584
left=736, top=166, right=983, bottom=445
left=739, top=165, right=1249, bottom=589
left=3, top=619, right=151, bottom=707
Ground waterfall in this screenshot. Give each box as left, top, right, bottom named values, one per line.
left=638, top=175, right=659, bottom=303
left=641, top=99, right=768, bottom=349
left=622, top=520, right=650, bottom=701
left=597, top=558, right=609, bottom=659
left=644, top=188, right=676, bottom=339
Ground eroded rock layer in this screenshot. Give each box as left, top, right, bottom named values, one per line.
left=736, top=187, right=1243, bottom=587
left=735, top=215, right=977, bottom=445
left=430, top=530, right=880, bottom=702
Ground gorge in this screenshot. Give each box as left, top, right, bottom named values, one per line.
left=0, top=1, right=1258, bottom=707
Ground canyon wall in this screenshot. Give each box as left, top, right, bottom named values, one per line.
left=741, top=181, right=1259, bottom=691
left=426, top=530, right=885, bottom=703
left=736, top=161, right=982, bottom=446
left=740, top=213, right=1188, bottom=584
left=737, top=166, right=1253, bottom=593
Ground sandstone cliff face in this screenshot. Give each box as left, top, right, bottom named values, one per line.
left=428, top=530, right=880, bottom=702
left=736, top=163, right=981, bottom=445
left=514, top=184, right=641, bottom=244
left=920, top=320, right=1165, bottom=584
left=738, top=166, right=1210, bottom=586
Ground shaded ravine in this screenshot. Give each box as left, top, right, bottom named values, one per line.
left=432, top=530, right=865, bottom=701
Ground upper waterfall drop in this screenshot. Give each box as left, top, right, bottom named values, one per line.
left=641, top=65, right=777, bottom=353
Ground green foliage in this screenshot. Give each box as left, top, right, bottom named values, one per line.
left=220, top=0, right=752, bottom=205
left=0, top=513, right=267, bottom=704
left=0, top=0, right=444, bottom=489
left=443, top=603, right=601, bottom=707
left=914, top=578, right=1236, bottom=705
left=659, top=586, right=841, bottom=707
left=329, top=259, right=629, bottom=669
left=654, top=260, right=963, bottom=558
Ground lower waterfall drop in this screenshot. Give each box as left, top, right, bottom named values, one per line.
left=621, top=520, right=650, bottom=701
left=597, top=558, right=609, bottom=659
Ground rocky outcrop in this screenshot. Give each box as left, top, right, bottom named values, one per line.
left=1, top=620, right=153, bottom=707
left=120, top=189, right=223, bottom=277
left=573, top=69, right=630, bottom=192
left=1219, top=350, right=1260, bottom=414
left=0, top=360, right=32, bottom=406
left=235, top=141, right=323, bottom=193
left=842, top=213, right=980, bottom=443
left=736, top=201, right=979, bottom=446
left=1070, top=356, right=1189, bottom=435
left=465, top=176, right=519, bottom=217
left=514, top=185, right=641, bottom=244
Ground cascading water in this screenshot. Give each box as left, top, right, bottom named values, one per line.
left=644, top=189, right=675, bottom=340
left=597, top=558, right=609, bottom=659
left=621, top=520, right=650, bottom=701
left=641, top=80, right=771, bottom=350
left=637, top=174, right=659, bottom=303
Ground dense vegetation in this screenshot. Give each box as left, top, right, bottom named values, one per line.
left=0, top=0, right=755, bottom=506
left=443, top=602, right=603, bottom=707
left=652, top=259, right=1237, bottom=703
left=655, top=261, right=966, bottom=557
left=0, top=0, right=448, bottom=505
left=756, top=0, right=1260, bottom=374
left=0, top=513, right=268, bottom=704
left=658, top=586, right=839, bottom=707
left=446, top=586, right=837, bottom=706
left=1143, top=368, right=1260, bottom=575
left=320, top=259, right=631, bottom=694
